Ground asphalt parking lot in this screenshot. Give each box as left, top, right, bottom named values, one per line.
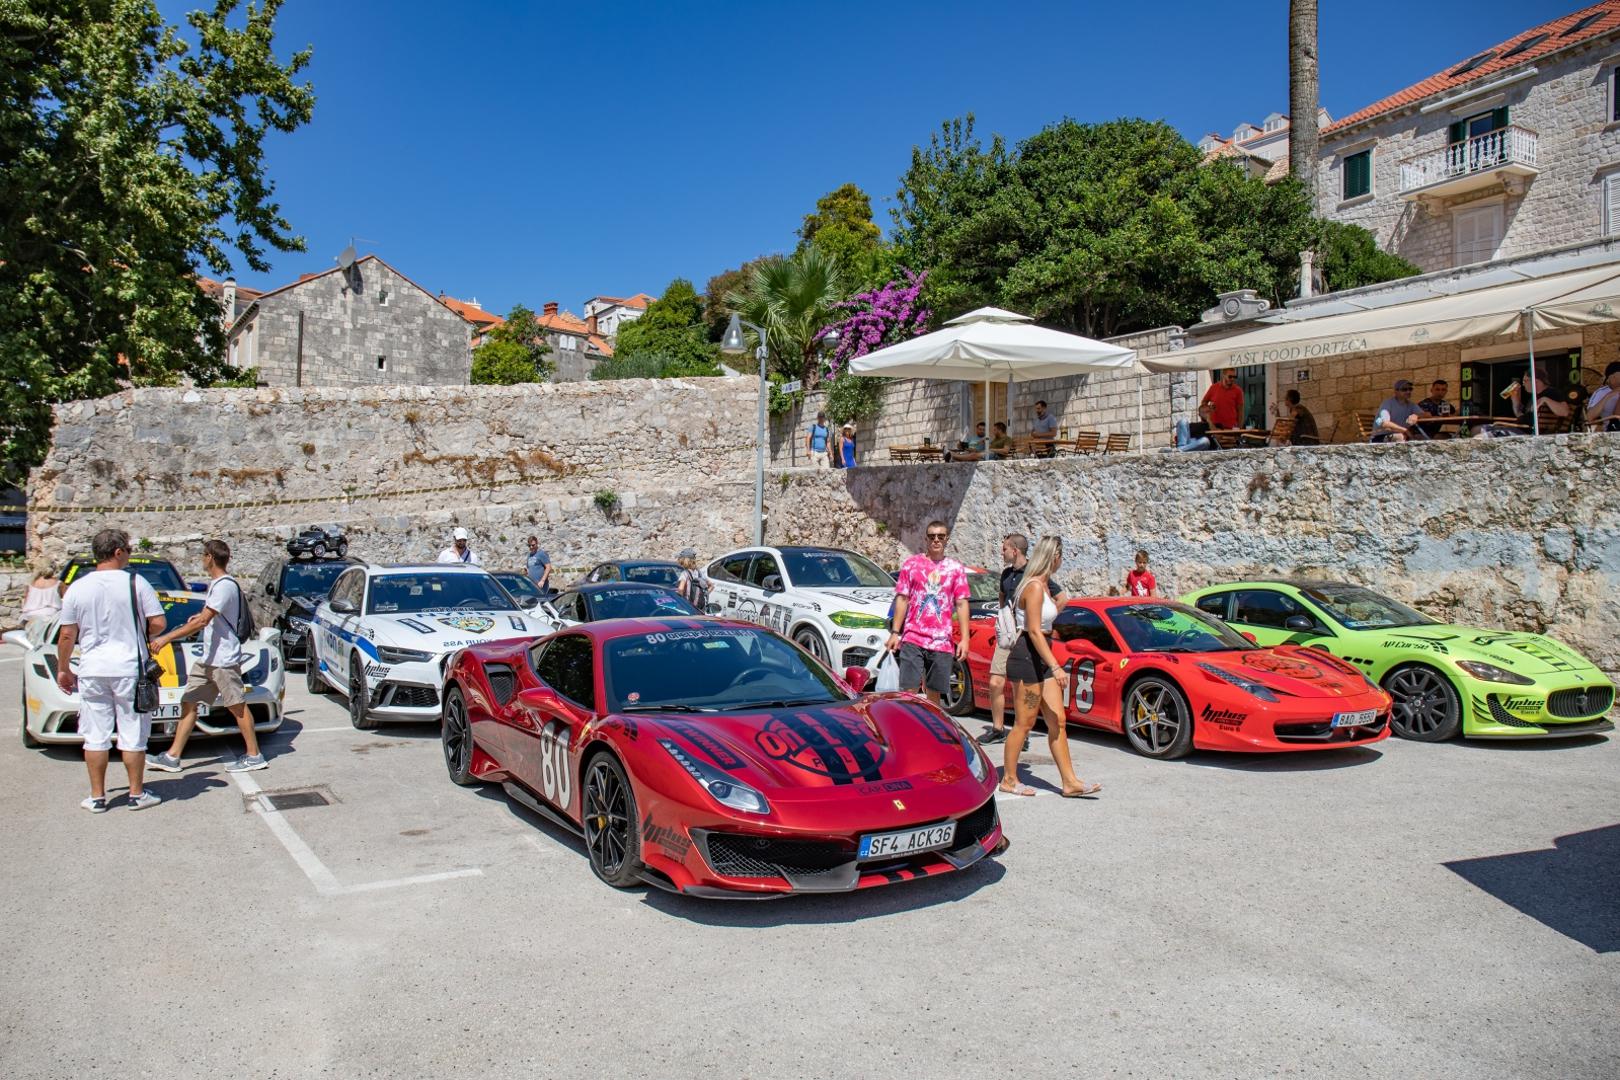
left=0, top=651, right=1616, bottom=1080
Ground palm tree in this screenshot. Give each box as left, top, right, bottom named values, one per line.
left=1289, top=0, right=1319, bottom=193
left=723, top=246, right=845, bottom=381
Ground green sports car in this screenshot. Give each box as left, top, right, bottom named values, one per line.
left=1180, top=580, right=1615, bottom=741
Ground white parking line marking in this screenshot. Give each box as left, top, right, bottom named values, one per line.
left=288, top=725, right=366, bottom=734
left=229, top=768, right=483, bottom=897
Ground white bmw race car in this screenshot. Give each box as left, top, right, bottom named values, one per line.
left=6, top=589, right=286, bottom=748
left=705, top=545, right=895, bottom=670
left=305, top=563, right=540, bottom=728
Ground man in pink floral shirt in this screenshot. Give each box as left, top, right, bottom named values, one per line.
left=885, top=520, right=971, bottom=704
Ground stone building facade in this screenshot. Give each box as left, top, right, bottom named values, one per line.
left=226, top=256, right=473, bottom=387
left=1317, top=4, right=1620, bottom=274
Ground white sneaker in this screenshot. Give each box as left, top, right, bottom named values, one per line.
left=127, top=791, right=161, bottom=811
left=81, top=796, right=109, bottom=814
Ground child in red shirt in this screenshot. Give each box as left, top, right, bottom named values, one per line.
left=1125, top=549, right=1159, bottom=597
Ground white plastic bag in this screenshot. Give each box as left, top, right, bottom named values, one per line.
left=867, top=649, right=901, bottom=693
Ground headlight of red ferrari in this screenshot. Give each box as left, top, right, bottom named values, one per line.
left=959, top=729, right=988, bottom=782
left=659, top=739, right=770, bottom=815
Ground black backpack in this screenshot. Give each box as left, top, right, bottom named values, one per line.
left=219, top=576, right=257, bottom=640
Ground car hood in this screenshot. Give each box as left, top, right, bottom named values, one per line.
left=361, top=609, right=537, bottom=651
left=1195, top=647, right=1380, bottom=701
left=640, top=694, right=974, bottom=791
left=1375, top=626, right=1602, bottom=677
left=800, top=587, right=894, bottom=613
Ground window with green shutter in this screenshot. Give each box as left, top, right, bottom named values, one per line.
left=1342, top=149, right=1372, bottom=200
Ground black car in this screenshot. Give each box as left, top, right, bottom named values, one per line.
left=286, top=526, right=348, bottom=560
left=546, top=581, right=699, bottom=624
left=59, top=555, right=202, bottom=593
left=573, top=560, right=682, bottom=589
left=252, top=555, right=361, bottom=666
left=489, top=570, right=548, bottom=609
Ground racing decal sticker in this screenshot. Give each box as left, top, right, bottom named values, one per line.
left=1241, top=652, right=1323, bottom=679
left=639, top=812, right=692, bottom=858
left=508, top=616, right=527, bottom=631
left=1492, top=694, right=1545, bottom=716
left=1199, top=703, right=1246, bottom=728
left=1071, top=659, right=1095, bottom=714
left=536, top=720, right=572, bottom=807
left=363, top=662, right=392, bottom=681
left=399, top=619, right=436, bottom=634
left=893, top=700, right=963, bottom=745
left=823, top=589, right=892, bottom=606
left=755, top=710, right=885, bottom=784
left=1383, top=637, right=1447, bottom=655
left=661, top=718, right=747, bottom=770
left=1504, top=639, right=1578, bottom=672
left=437, top=615, right=496, bottom=634
left=857, top=779, right=913, bottom=796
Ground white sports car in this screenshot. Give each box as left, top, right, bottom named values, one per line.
left=705, top=545, right=895, bottom=670
left=6, top=589, right=286, bottom=748
left=306, top=563, right=539, bottom=728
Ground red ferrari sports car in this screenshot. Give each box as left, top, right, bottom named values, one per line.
left=440, top=617, right=1004, bottom=898
left=961, top=599, right=1392, bottom=758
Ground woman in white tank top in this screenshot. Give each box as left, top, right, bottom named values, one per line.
left=1000, top=536, right=1103, bottom=800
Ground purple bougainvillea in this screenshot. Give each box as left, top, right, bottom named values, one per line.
left=814, top=269, right=931, bottom=379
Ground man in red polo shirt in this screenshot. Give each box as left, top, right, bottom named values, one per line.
left=1201, top=368, right=1244, bottom=429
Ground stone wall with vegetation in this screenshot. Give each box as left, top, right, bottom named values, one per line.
left=24, top=378, right=760, bottom=580
left=769, top=432, right=1620, bottom=679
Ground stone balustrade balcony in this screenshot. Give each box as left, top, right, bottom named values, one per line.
left=1398, top=125, right=1539, bottom=202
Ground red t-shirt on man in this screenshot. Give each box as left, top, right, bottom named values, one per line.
left=1202, top=382, right=1244, bottom=429
left=1125, top=569, right=1156, bottom=597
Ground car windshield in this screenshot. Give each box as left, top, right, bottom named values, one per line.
left=1105, top=602, right=1251, bottom=653
left=493, top=573, right=543, bottom=601
left=602, top=625, right=848, bottom=713
left=588, top=587, right=698, bottom=621
left=621, top=564, right=680, bottom=587
left=156, top=595, right=208, bottom=641
left=366, top=572, right=516, bottom=614
left=1300, top=585, right=1435, bottom=630
left=967, top=572, right=999, bottom=603
left=781, top=549, right=893, bottom=589
left=63, top=558, right=186, bottom=593
left=281, top=561, right=350, bottom=598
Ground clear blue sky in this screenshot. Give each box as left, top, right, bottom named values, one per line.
left=171, top=0, right=1572, bottom=314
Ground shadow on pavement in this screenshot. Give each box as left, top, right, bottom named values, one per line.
left=140, top=769, right=231, bottom=803
left=1451, top=733, right=1611, bottom=753
left=471, top=785, right=587, bottom=857
left=1184, top=746, right=1384, bottom=771
left=1444, top=824, right=1620, bottom=953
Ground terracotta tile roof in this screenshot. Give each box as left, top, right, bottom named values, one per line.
left=439, top=295, right=504, bottom=329
left=589, top=292, right=656, bottom=310
left=1324, top=1, right=1620, bottom=135
left=535, top=310, right=614, bottom=357
left=196, top=277, right=263, bottom=303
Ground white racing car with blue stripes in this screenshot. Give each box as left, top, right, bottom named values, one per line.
left=305, top=563, right=539, bottom=729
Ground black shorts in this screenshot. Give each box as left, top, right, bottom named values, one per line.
left=1006, top=634, right=1054, bottom=684
left=897, top=641, right=953, bottom=694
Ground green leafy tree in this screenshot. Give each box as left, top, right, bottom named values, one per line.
left=723, top=248, right=846, bottom=382
left=471, top=304, right=553, bottom=384
left=598, top=278, right=719, bottom=378
left=797, top=183, right=893, bottom=291
left=702, top=257, right=770, bottom=341
left=1314, top=220, right=1420, bottom=293
left=0, top=0, right=315, bottom=481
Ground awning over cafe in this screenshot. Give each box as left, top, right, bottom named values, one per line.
left=1142, top=262, right=1620, bottom=373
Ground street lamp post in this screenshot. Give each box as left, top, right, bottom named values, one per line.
left=720, top=314, right=770, bottom=546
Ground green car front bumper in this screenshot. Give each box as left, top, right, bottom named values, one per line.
left=1464, top=680, right=1616, bottom=738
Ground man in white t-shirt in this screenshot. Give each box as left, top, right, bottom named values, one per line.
left=1585, top=362, right=1620, bottom=431
left=437, top=527, right=481, bottom=564
left=146, top=538, right=267, bottom=774
left=56, top=529, right=167, bottom=812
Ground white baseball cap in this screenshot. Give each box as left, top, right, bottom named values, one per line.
left=452, top=527, right=469, bottom=541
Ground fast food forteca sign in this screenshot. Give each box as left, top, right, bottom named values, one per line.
left=1223, top=336, right=1371, bottom=365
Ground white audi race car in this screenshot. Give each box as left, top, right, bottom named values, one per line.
left=6, top=589, right=286, bottom=748
left=705, top=545, right=895, bottom=669
left=306, top=563, right=539, bottom=728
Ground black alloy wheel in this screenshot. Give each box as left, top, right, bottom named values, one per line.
left=348, top=654, right=376, bottom=730
left=583, top=755, right=641, bottom=888
left=793, top=627, right=830, bottom=664
left=1122, top=675, right=1195, bottom=760
left=441, top=686, right=476, bottom=785
left=943, top=658, right=974, bottom=716
left=305, top=643, right=329, bottom=695
left=1383, top=664, right=1462, bottom=741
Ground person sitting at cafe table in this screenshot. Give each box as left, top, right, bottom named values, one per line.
left=1166, top=401, right=1218, bottom=452
left=946, top=421, right=989, bottom=462
left=1418, top=379, right=1456, bottom=418
left=987, top=422, right=1014, bottom=460
left=1585, top=361, right=1620, bottom=432
left=1030, top=400, right=1059, bottom=456
left=1270, top=388, right=1318, bottom=445
left=1507, top=371, right=1570, bottom=428
left=1201, top=368, right=1244, bottom=430
left=1371, top=379, right=1426, bottom=443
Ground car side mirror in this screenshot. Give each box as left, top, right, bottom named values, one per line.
left=1240, top=631, right=1257, bottom=643
left=516, top=595, right=540, bottom=609
left=1284, top=615, right=1314, bottom=632
left=329, top=598, right=357, bottom=615
left=761, top=574, right=783, bottom=593
left=704, top=603, right=722, bottom=616
left=844, top=666, right=872, bottom=693
left=265, top=581, right=278, bottom=597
